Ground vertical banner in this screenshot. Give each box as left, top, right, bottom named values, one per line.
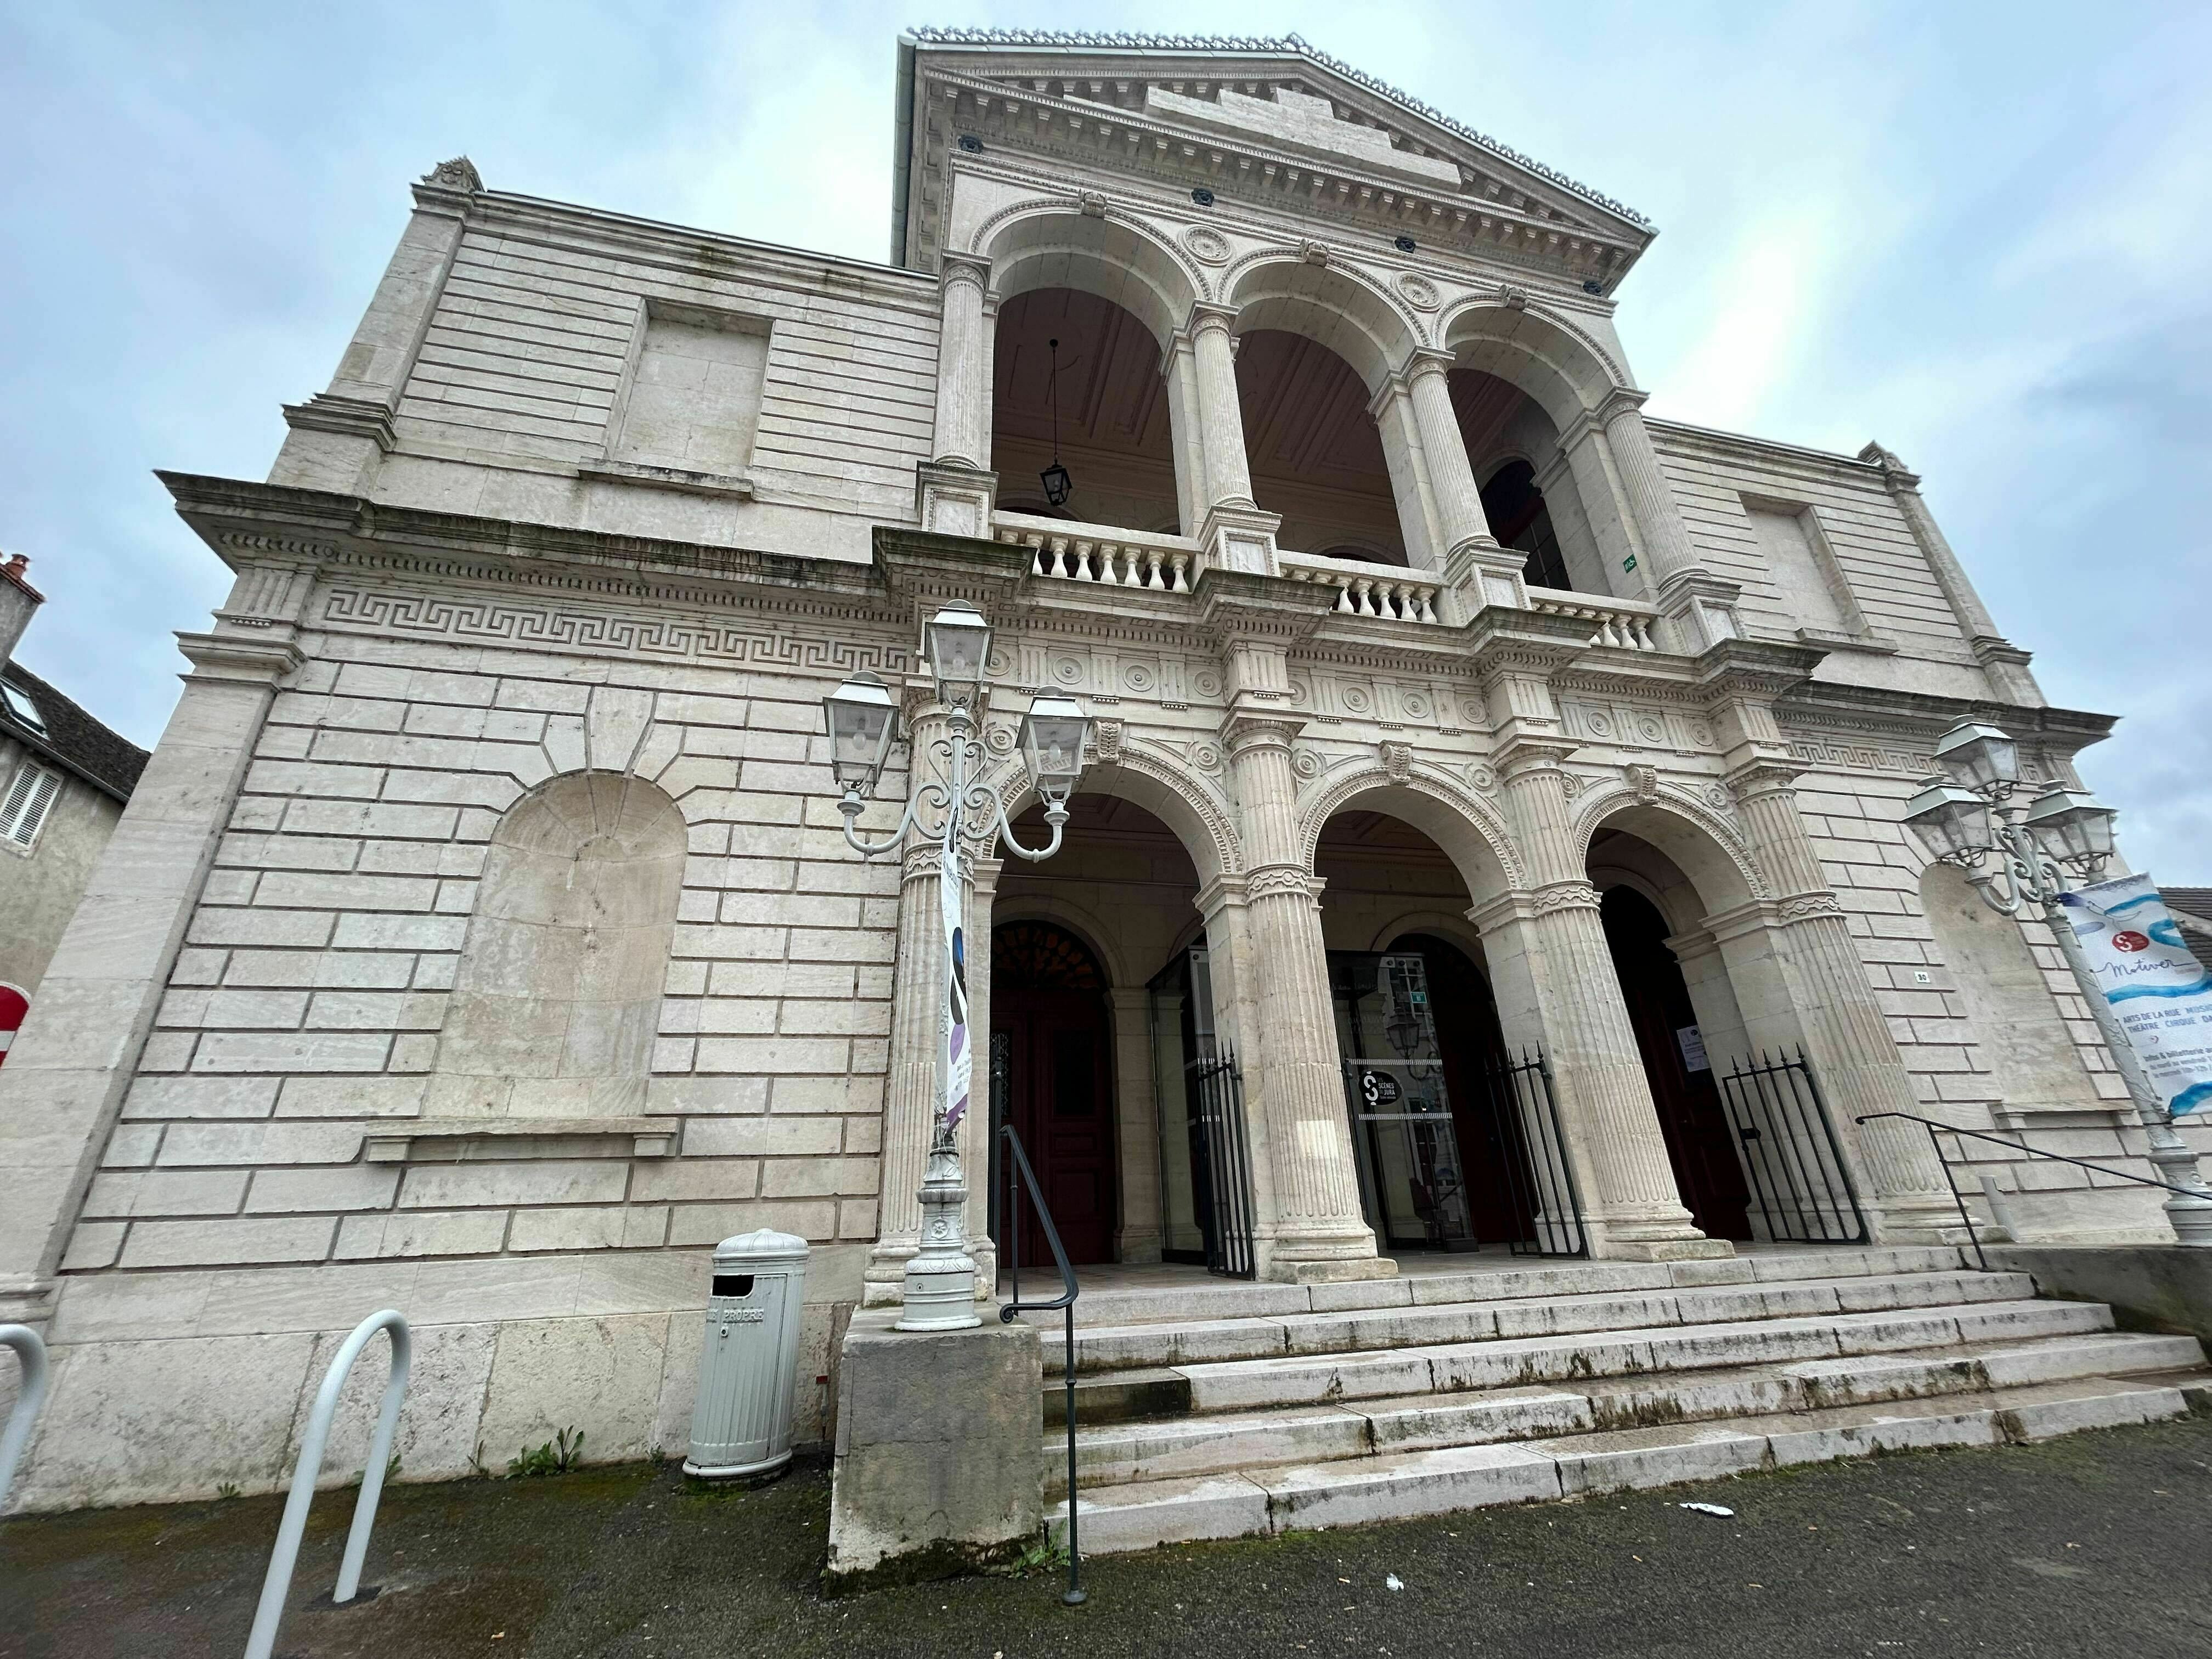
left=940, top=812, right=971, bottom=1131
left=2060, top=872, right=2212, bottom=1117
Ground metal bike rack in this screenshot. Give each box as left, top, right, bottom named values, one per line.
left=244, top=1308, right=411, bottom=1659
left=0, top=1324, right=50, bottom=1511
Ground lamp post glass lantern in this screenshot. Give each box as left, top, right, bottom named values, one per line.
left=1904, top=719, right=2212, bottom=1243
left=826, top=608, right=1093, bottom=1325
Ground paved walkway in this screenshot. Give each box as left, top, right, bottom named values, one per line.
left=6, top=1417, right=2211, bottom=1657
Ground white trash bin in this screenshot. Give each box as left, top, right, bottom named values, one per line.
left=684, top=1228, right=809, bottom=1481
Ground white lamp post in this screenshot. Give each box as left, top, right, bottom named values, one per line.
left=1903, top=719, right=2212, bottom=1244
left=822, top=603, right=1093, bottom=1327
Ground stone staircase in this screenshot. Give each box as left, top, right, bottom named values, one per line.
left=1039, top=1246, right=2211, bottom=1554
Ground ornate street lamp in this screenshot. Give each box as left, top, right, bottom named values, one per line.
left=823, top=603, right=1094, bottom=1327
left=1904, top=719, right=2212, bottom=1242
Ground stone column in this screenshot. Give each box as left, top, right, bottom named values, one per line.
left=1489, top=737, right=1725, bottom=1259
left=863, top=687, right=955, bottom=1308
left=929, top=253, right=994, bottom=469
left=1723, top=758, right=1957, bottom=1242
left=1187, top=303, right=1256, bottom=512
left=1161, top=333, right=1207, bottom=537
left=1597, top=389, right=1742, bottom=651
left=1402, top=350, right=1497, bottom=558
left=1110, top=986, right=1164, bottom=1263
left=0, top=623, right=302, bottom=1321
left=1367, top=376, right=1443, bottom=572
left=961, top=854, right=1003, bottom=1286
left=1222, top=711, right=1392, bottom=1282
left=1859, top=443, right=2043, bottom=705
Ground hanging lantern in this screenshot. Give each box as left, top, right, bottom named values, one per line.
left=1933, top=719, right=2020, bottom=796
left=1902, top=776, right=1994, bottom=863
left=2021, top=786, right=2119, bottom=867
left=923, top=602, right=992, bottom=695
left=1040, top=334, right=1073, bottom=509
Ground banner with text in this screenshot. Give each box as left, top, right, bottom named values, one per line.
left=940, top=820, right=972, bottom=1132
left=2060, top=873, right=2212, bottom=1117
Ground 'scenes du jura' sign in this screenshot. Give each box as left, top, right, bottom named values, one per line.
left=2061, top=872, right=2212, bottom=1117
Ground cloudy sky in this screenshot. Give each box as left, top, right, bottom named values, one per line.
left=3, top=2, right=2207, bottom=874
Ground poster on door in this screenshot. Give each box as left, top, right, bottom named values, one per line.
left=2059, top=873, right=2212, bottom=1117
left=940, top=818, right=972, bottom=1131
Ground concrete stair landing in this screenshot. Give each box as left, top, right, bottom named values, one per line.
left=1036, top=1248, right=2211, bottom=1554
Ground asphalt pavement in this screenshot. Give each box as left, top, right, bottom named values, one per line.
left=5, top=1415, right=2210, bottom=1657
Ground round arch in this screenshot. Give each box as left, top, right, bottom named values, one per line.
left=1436, top=299, right=1627, bottom=431
left=1573, top=788, right=1765, bottom=915
left=1363, top=907, right=1493, bottom=965
left=987, top=899, right=1128, bottom=990
left=986, top=749, right=1243, bottom=883
left=1224, top=258, right=1420, bottom=394
left=1298, top=769, right=1524, bottom=905
left=979, top=206, right=1203, bottom=355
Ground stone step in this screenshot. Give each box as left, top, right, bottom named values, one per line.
left=1171, top=1297, right=2114, bottom=1415
left=1048, top=1269, right=2036, bottom=1377
left=1043, top=1331, right=2205, bottom=1495
left=1066, top=1246, right=1968, bottom=1329
left=1046, top=1373, right=2202, bottom=1556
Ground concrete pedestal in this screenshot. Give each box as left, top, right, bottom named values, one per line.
left=825, top=1307, right=1042, bottom=1588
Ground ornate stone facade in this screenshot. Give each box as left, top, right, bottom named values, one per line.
left=0, top=29, right=2181, bottom=1515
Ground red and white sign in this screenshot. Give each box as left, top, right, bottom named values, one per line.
left=0, top=984, right=27, bottom=1067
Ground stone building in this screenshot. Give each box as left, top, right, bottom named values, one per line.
left=1, top=30, right=2199, bottom=1529
left=0, top=553, right=150, bottom=1060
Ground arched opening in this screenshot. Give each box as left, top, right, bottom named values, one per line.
left=1236, top=329, right=1408, bottom=565
left=990, top=790, right=1207, bottom=1267
left=1451, top=366, right=1600, bottom=594
left=1597, top=884, right=1753, bottom=1240
left=434, top=771, right=687, bottom=1118
left=1314, top=805, right=1552, bottom=1251
left=991, top=287, right=1182, bottom=533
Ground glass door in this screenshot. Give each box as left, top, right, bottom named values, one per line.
left=1330, top=951, right=1479, bottom=1252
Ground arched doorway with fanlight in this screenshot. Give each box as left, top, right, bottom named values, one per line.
left=988, top=918, right=1118, bottom=1267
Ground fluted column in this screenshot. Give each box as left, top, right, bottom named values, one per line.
left=1723, top=758, right=1957, bottom=1241
left=929, top=253, right=993, bottom=468
left=1493, top=738, right=1723, bottom=1258
left=863, top=689, right=955, bottom=1306
left=1187, top=303, right=1256, bottom=512
left=1222, top=712, right=1391, bottom=1282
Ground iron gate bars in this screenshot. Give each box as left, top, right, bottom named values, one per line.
left=1717, top=1049, right=1869, bottom=1244
left=1186, top=1048, right=1257, bottom=1279
left=1478, top=1049, right=1588, bottom=1257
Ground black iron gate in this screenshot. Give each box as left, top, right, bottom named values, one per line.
left=1476, top=1049, right=1588, bottom=1257
left=1715, top=1048, right=1867, bottom=1244
left=1186, top=1049, right=1257, bottom=1279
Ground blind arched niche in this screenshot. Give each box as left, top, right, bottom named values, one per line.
left=1920, top=860, right=2101, bottom=1115
left=433, top=770, right=687, bottom=1119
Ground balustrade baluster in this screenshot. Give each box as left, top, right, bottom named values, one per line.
left=1170, top=552, right=1191, bottom=594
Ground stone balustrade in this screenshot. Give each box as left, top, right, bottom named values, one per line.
left=1525, top=585, right=1661, bottom=651
left=995, top=512, right=1201, bottom=592
left=1278, top=549, right=1442, bottom=624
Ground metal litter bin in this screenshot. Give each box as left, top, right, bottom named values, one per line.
left=684, top=1228, right=809, bottom=1481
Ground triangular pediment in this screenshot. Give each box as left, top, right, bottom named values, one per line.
left=898, top=28, right=1652, bottom=279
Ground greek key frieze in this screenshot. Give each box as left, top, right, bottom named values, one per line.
left=320, top=587, right=909, bottom=676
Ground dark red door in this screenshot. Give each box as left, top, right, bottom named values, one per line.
left=991, top=922, right=1117, bottom=1267
left=1600, top=887, right=1753, bottom=1242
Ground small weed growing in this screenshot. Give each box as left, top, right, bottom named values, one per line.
left=215, top=1482, right=241, bottom=1501
left=507, top=1426, right=586, bottom=1479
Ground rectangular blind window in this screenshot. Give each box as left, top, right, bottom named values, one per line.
left=1, top=762, right=62, bottom=847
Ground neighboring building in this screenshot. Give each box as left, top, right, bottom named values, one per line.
left=0, top=30, right=2197, bottom=1524
left=0, top=554, right=150, bottom=1061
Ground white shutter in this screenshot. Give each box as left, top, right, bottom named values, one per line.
left=2, top=764, right=61, bottom=847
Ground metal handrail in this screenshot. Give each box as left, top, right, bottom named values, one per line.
left=997, top=1124, right=1085, bottom=1607
left=1857, top=1110, right=2209, bottom=1271
left=244, top=1310, right=411, bottom=1659
left=1, top=1324, right=50, bottom=1512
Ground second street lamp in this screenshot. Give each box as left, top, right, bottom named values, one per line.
left=1904, top=719, right=2212, bottom=1244
left=824, top=608, right=1094, bottom=1328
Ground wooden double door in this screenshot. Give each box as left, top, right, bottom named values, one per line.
left=1599, top=887, right=1752, bottom=1242
left=990, top=921, right=1117, bottom=1267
